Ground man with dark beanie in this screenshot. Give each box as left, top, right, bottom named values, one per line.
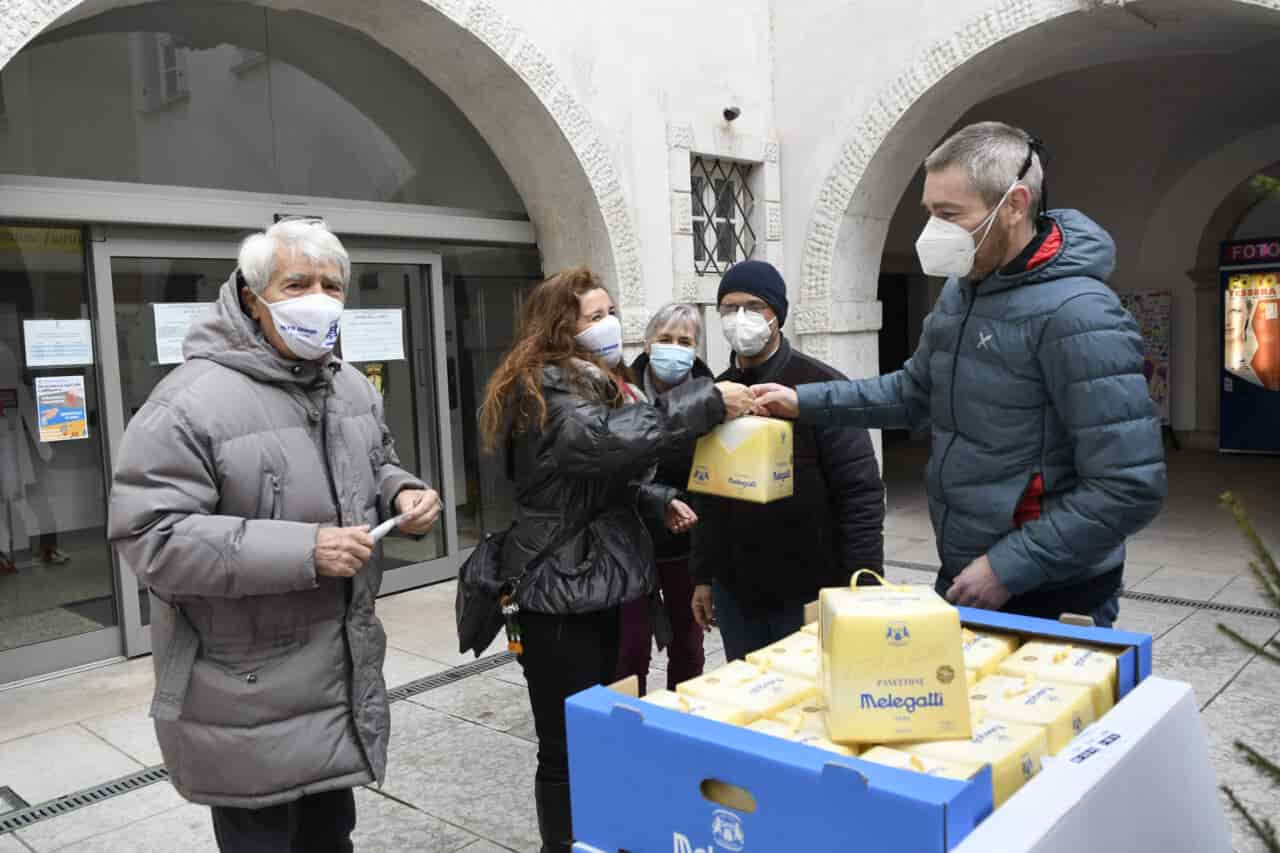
left=690, top=260, right=886, bottom=661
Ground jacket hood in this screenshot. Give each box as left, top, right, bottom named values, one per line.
left=183, top=274, right=340, bottom=386
left=985, top=209, right=1116, bottom=293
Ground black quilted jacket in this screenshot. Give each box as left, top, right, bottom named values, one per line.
left=498, top=360, right=725, bottom=614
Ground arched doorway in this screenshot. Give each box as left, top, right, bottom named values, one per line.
left=793, top=0, right=1280, bottom=494
left=0, top=0, right=635, bottom=683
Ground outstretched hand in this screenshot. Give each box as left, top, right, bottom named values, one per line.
left=751, top=383, right=799, bottom=419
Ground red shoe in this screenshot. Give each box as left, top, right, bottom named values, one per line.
left=0, top=556, right=16, bottom=575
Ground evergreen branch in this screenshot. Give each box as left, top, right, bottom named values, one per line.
left=1222, top=786, right=1280, bottom=852
left=1221, top=492, right=1280, bottom=609
left=1235, top=741, right=1280, bottom=789
left=1217, top=624, right=1280, bottom=665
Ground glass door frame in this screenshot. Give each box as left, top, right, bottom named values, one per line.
left=91, top=227, right=465, bottom=658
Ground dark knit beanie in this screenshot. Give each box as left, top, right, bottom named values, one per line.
left=717, top=260, right=788, bottom=326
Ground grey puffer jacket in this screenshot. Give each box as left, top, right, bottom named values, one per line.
left=798, top=210, right=1166, bottom=597
left=499, top=361, right=725, bottom=614
left=108, top=275, right=425, bottom=808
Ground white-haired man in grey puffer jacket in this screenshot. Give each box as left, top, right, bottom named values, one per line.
left=109, top=219, right=441, bottom=852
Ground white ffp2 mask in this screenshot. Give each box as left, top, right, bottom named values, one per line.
left=576, top=314, right=623, bottom=367
left=721, top=307, right=776, bottom=357
left=914, top=182, right=1018, bottom=279
left=264, top=293, right=343, bottom=360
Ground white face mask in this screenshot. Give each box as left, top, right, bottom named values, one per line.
left=914, top=182, right=1018, bottom=279
left=575, top=314, right=623, bottom=367
left=263, top=292, right=343, bottom=360
left=721, top=307, right=776, bottom=357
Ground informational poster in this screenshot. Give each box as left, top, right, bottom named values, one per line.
left=23, top=319, right=94, bottom=368
left=153, top=303, right=214, bottom=365
left=340, top=309, right=405, bottom=363
left=1117, top=290, right=1172, bottom=425
left=35, top=375, right=88, bottom=442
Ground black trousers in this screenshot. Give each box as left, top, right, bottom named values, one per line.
left=519, top=608, right=621, bottom=852
left=210, top=788, right=356, bottom=853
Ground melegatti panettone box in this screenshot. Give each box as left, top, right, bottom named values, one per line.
left=686, top=416, right=793, bottom=504
left=566, top=610, right=1234, bottom=853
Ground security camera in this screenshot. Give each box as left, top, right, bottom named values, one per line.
left=723, top=106, right=741, bottom=122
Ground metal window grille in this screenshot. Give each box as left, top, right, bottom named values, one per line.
left=690, top=157, right=756, bottom=275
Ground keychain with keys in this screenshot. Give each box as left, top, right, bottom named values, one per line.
left=500, top=592, right=523, bottom=656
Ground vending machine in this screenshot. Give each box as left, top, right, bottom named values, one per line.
left=1220, top=238, right=1280, bottom=454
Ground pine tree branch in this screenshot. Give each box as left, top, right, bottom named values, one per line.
left=1236, top=741, right=1280, bottom=789
left=1222, top=786, right=1280, bottom=852
left=1221, top=492, right=1280, bottom=609
left=1217, top=624, right=1280, bottom=665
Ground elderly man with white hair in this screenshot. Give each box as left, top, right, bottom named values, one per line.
left=108, top=218, right=441, bottom=852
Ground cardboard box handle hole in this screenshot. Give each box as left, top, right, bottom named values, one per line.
left=700, top=778, right=758, bottom=813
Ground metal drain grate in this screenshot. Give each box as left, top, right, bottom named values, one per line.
left=884, top=559, right=1279, bottom=620
left=385, top=651, right=515, bottom=702
left=0, top=787, right=27, bottom=816
left=0, top=651, right=514, bottom=837
left=0, top=767, right=169, bottom=835
left=1119, top=589, right=1279, bottom=620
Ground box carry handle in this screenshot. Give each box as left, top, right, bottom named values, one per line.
left=699, top=778, right=758, bottom=813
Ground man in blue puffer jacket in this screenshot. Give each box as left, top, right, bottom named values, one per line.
left=755, top=122, right=1166, bottom=627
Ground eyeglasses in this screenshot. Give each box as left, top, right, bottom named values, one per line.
left=717, top=300, right=771, bottom=318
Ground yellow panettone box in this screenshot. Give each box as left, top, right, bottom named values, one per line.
left=962, top=628, right=1020, bottom=681
left=998, top=641, right=1120, bottom=718
left=677, top=660, right=817, bottom=721
left=637, top=689, right=753, bottom=726
left=858, top=746, right=980, bottom=782
left=746, top=718, right=857, bottom=756
left=686, top=415, right=794, bottom=504
left=746, top=631, right=819, bottom=681
left=820, top=575, right=971, bottom=744
left=903, top=716, right=1049, bottom=807
left=968, top=674, right=1096, bottom=754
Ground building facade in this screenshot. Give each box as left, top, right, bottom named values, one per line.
left=2, top=0, right=1278, bottom=682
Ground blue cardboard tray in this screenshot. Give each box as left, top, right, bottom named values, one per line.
left=567, top=610, right=1153, bottom=853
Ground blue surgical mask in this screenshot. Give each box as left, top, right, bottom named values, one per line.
left=649, top=343, right=696, bottom=385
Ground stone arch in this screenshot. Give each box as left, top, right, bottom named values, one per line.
left=0, top=0, right=647, bottom=335
left=797, top=0, right=1280, bottom=359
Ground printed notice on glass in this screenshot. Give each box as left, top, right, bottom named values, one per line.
left=340, top=310, right=405, bottom=363
left=154, top=303, right=214, bottom=365
left=35, top=375, right=88, bottom=443
left=23, top=319, right=94, bottom=368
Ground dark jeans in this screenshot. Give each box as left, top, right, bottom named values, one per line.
left=520, top=608, right=621, bottom=852
left=713, top=582, right=809, bottom=662
left=210, top=788, right=355, bottom=853
left=616, top=558, right=705, bottom=694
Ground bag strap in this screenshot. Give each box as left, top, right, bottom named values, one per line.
left=503, top=503, right=606, bottom=598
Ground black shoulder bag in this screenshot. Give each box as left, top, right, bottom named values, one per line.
left=454, top=508, right=600, bottom=658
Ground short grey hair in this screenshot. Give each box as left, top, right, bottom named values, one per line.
left=645, top=302, right=702, bottom=345
left=237, top=219, right=351, bottom=295
left=925, top=122, right=1043, bottom=211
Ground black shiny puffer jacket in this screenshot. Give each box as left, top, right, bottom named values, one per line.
left=498, top=360, right=725, bottom=615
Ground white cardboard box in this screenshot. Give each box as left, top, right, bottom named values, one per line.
left=953, top=676, right=1231, bottom=853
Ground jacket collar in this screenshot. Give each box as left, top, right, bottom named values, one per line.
left=728, top=335, right=791, bottom=385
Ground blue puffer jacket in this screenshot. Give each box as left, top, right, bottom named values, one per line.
left=798, top=210, right=1166, bottom=597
